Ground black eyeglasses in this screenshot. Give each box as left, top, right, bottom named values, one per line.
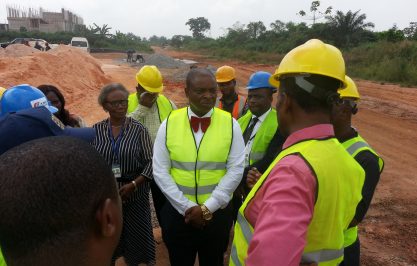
left=106, top=100, right=128, bottom=107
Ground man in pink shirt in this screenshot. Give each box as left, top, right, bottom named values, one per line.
left=230, top=39, right=365, bottom=266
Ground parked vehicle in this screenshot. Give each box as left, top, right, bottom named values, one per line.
left=70, top=37, right=89, bottom=52
left=0, top=38, right=49, bottom=49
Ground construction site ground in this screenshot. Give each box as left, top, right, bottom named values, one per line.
left=1, top=45, right=416, bottom=265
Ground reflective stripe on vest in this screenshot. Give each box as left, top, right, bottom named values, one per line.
left=171, top=160, right=226, bottom=170
left=176, top=183, right=218, bottom=195
left=301, top=248, right=345, bottom=263
left=342, top=135, right=384, bottom=172
left=231, top=138, right=365, bottom=265
left=166, top=107, right=233, bottom=204
left=346, top=141, right=369, bottom=155
left=342, top=134, right=384, bottom=247
left=238, top=109, right=278, bottom=165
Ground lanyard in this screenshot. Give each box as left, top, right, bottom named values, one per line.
left=108, top=120, right=125, bottom=164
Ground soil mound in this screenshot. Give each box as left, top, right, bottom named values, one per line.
left=0, top=45, right=111, bottom=106
left=1, top=44, right=41, bottom=57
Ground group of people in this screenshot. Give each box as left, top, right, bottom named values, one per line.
left=0, top=38, right=383, bottom=266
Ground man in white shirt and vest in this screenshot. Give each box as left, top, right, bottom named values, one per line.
left=232, top=71, right=281, bottom=219
left=153, top=68, right=245, bottom=266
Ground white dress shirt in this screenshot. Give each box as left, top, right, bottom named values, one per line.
left=244, top=108, right=272, bottom=167
left=153, top=107, right=245, bottom=215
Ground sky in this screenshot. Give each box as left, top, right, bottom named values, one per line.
left=0, top=0, right=416, bottom=38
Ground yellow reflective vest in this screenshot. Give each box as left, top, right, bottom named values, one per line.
left=342, top=134, right=384, bottom=247
left=127, top=93, right=173, bottom=122
left=0, top=247, right=6, bottom=266
left=230, top=137, right=365, bottom=266
left=166, top=107, right=233, bottom=204
left=238, top=109, right=278, bottom=165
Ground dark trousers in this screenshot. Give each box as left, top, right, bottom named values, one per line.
left=341, top=237, right=360, bottom=266
left=150, top=180, right=166, bottom=224
left=160, top=202, right=233, bottom=266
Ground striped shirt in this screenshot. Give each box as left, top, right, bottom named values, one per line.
left=92, top=117, right=153, bottom=202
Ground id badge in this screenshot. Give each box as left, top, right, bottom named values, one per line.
left=244, top=153, right=250, bottom=168
left=112, top=164, right=121, bottom=178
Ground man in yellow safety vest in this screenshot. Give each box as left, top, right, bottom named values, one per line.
left=127, top=65, right=176, bottom=223
left=230, top=39, right=365, bottom=266
left=331, top=76, right=384, bottom=266
left=153, top=68, right=245, bottom=266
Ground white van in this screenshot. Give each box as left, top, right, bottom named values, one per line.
left=70, top=37, right=89, bottom=52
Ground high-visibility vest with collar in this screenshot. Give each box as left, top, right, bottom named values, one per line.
left=127, top=93, right=173, bottom=122
left=238, top=109, right=278, bottom=165
left=230, top=137, right=365, bottom=266
left=342, top=134, right=384, bottom=247
left=166, top=107, right=233, bottom=204
left=216, top=94, right=246, bottom=119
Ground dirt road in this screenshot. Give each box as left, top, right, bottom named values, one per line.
left=87, top=49, right=417, bottom=265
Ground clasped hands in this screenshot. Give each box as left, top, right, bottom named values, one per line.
left=184, top=205, right=207, bottom=229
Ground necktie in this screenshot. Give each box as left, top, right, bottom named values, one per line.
left=190, top=116, right=211, bottom=133
left=243, top=117, right=258, bottom=144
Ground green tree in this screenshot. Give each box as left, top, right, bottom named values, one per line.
left=298, top=1, right=332, bottom=25
left=326, top=10, right=375, bottom=47
left=270, top=20, right=286, bottom=33
left=185, top=17, right=211, bottom=38
left=378, top=24, right=405, bottom=42
left=403, top=22, right=417, bottom=40
left=223, top=22, right=249, bottom=46
left=92, top=23, right=113, bottom=37
left=171, top=35, right=188, bottom=48
left=246, top=21, right=266, bottom=39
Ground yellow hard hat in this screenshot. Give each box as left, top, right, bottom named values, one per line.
left=0, top=87, right=6, bottom=99
left=135, top=65, right=163, bottom=93
left=270, top=39, right=346, bottom=88
left=216, top=65, right=236, bottom=83
left=338, top=76, right=360, bottom=100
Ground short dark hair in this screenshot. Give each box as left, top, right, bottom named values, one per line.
left=98, top=83, right=129, bottom=106
left=37, top=84, right=76, bottom=127
left=186, top=68, right=216, bottom=88
left=280, top=74, right=341, bottom=113
left=0, top=137, right=118, bottom=265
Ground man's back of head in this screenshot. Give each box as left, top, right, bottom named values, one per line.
left=0, top=137, right=122, bottom=266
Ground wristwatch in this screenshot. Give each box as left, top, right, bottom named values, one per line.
left=200, top=205, right=213, bottom=221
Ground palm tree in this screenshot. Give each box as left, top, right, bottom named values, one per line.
left=92, top=23, right=113, bottom=38
left=326, top=10, right=374, bottom=47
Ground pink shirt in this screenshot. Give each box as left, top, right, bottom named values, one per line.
left=245, top=124, right=335, bottom=266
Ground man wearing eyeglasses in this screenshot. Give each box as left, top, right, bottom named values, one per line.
left=331, top=76, right=384, bottom=266
left=128, top=65, right=177, bottom=224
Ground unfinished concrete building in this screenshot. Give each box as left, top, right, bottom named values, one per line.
left=6, top=6, right=84, bottom=33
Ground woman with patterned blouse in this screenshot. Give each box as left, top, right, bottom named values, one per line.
left=92, top=83, right=155, bottom=265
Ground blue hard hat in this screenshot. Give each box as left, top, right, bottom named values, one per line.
left=0, top=84, right=58, bottom=116
left=247, top=71, right=277, bottom=90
